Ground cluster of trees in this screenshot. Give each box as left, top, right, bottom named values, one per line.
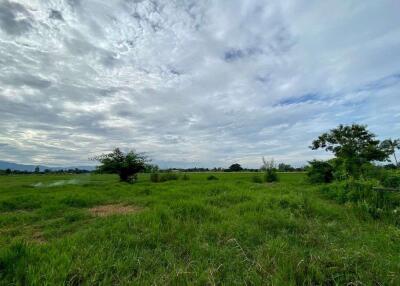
left=226, top=163, right=304, bottom=173
left=0, top=167, right=91, bottom=175
left=308, top=124, right=399, bottom=183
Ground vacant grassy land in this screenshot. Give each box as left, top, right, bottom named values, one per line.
left=0, top=173, right=399, bottom=285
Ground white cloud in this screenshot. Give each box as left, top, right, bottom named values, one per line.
left=0, top=0, right=399, bottom=167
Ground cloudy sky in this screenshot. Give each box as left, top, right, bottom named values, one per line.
left=0, top=0, right=399, bottom=168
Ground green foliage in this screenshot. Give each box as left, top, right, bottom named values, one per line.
left=227, top=163, right=243, bottom=172
left=278, top=163, right=294, bottom=172
left=206, top=175, right=218, bottom=180
left=379, top=138, right=400, bottom=166
left=264, top=169, right=278, bottom=182
left=160, top=173, right=179, bottom=182
left=307, top=160, right=334, bottom=183
left=181, top=173, right=190, bottom=181
left=311, top=124, right=390, bottom=177
left=320, top=178, right=400, bottom=221
left=381, top=174, right=400, bottom=189
left=93, top=148, right=149, bottom=183
left=150, top=172, right=179, bottom=183
left=1, top=173, right=400, bottom=284
left=262, top=157, right=279, bottom=182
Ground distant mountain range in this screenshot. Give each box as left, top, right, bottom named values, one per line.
left=0, top=160, right=96, bottom=172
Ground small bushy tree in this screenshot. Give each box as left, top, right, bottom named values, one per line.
left=262, top=157, right=279, bottom=182
left=93, top=148, right=149, bottom=183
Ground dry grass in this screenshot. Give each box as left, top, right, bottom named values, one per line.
left=88, top=204, right=143, bottom=217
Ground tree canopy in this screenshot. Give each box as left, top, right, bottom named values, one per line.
left=228, top=163, right=243, bottom=172
left=93, top=148, right=149, bottom=183
left=310, top=124, right=390, bottom=177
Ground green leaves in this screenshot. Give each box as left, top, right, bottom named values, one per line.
left=93, top=148, right=150, bottom=183
left=310, top=124, right=392, bottom=177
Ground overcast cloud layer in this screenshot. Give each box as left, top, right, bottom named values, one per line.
left=0, top=0, right=399, bottom=168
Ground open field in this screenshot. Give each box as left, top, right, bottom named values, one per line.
left=1, top=173, right=399, bottom=285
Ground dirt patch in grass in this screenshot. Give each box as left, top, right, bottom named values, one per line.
left=89, top=204, right=143, bottom=217
left=31, top=229, right=46, bottom=244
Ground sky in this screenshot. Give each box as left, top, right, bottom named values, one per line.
left=0, top=0, right=400, bottom=168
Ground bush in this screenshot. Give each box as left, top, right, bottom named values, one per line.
left=181, top=174, right=190, bottom=181
left=307, top=160, right=334, bottom=184
left=264, top=170, right=278, bottom=182
left=252, top=175, right=263, bottom=183
left=381, top=175, right=400, bottom=189
left=207, top=175, right=218, bottom=181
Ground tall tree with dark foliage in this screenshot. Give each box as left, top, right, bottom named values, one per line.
left=310, top=124, right=389, bottom=177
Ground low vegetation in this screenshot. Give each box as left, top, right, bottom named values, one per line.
left=1, top=172, right=400, bottom=284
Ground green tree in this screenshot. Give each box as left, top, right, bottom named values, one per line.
left=310, top=124, right=389, bottom=177
left=93, top=148, right=149, bottom=183
left=34, top=166, right=40, bottom=173
left=228, top=163, right=243, bottom=172
left=380, top=139, right=400, bottom=166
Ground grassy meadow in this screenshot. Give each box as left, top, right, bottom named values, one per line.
left=1, top=172, right=399, bottom=285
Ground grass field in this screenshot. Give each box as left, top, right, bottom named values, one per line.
left=1, top=172, right=399, bottom=285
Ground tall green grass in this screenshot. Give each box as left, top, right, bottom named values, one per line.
left=0, top=172, right=399, bottom=285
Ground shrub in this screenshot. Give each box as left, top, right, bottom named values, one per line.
left=307, top=160, right=334, bottom=184
left=251, top=175, right=263, bottom=183
left=261, top=157, right=279, bottom=182
left=381, top=175, right=400, bottom=189
left=181, top=174, right=190, bottom=181
left=264, top=170, right=278, bottom=182
left=207, top=175, right=218, bottom=181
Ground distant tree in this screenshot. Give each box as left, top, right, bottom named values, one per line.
left=34, top=166, right=40, bottom=173
left=144, top=164, right=159, bottom=173
left=380, top=139, right=400, bottom=166
left=278, top=163, right=294, bottom=172
left=310, top=124, right=389, bottom=177
left=228, top=163, right=243, bottom=172
left=93, top=148, right=149, bottom=183
left=5, top=168, right=11, bottom=175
